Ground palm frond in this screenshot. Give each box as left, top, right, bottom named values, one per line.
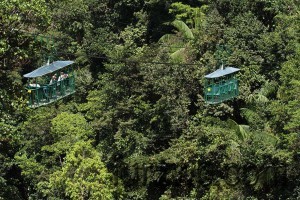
left=246, top=93, right=269, bottom=104
left=158, top=34, right=180, bottom=44
left=170, top=48, right=186, bottom=61
left=252, top=131, right=278, bottom=146
left=240, top=108, right=261, bottom=125
left=250, top=167, right=275, bottom=191
left=172, top=20, right=194, bottom=40
left=260, top=81, right=278, bottom=97
left=256, top=93, right=269, bottom=103
left=227, top=119, right=249, bottom=141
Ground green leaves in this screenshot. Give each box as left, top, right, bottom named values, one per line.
left=158, top=2, right=208, bottom=62
left=51, top=112, right=92, bottom=139
left=1, top=0, right=300, bottom=199
left=48, top=141, right=117, bottom=200
left=172, top=20, right=194, bottom=40
left=227, top=119, right=249, bottom=141
left=169, top=2, right=207, bottom=28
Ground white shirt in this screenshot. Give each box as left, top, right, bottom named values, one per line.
left=29, top=83, right=40, bottom=88
left=58, top=75, right=64, bottom=81
left=49, top=79, right=55, bottom=84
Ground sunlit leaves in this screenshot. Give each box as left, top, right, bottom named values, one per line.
left=48, top=141, right=116, bottom=200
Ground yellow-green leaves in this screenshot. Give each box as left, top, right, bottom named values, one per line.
left=48, top=141, right=116, bottom=200
left=51, top=112, right=92, bottom=139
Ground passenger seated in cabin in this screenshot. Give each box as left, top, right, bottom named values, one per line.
left=58, top=72, right=68, bottom=82
left=29, top=81, right=40, bottom=88
left=58, top=72, right=64, bottom=82
left=49, top=75, right=57, bottom=85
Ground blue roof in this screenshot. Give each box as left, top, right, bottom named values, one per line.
left=24, top=60, right=74, bottom=78
left=205, top=66, right=240, bottom=79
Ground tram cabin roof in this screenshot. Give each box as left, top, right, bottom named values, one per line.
left=23, top=60, right=74, bottom=78
left=205, top=66, right=240, bottom=79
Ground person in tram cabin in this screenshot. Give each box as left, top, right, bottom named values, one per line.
left=57, top=72, right=69, bottom=94
left=58, top=72, right=63, bottom=82
left=64, top=73, right=68, bottom=79
left=58, top=71, right=68, bottom=82
left=57, top=72, right=64, bottom=87
left=23, top=60, right=75, bottom=108
left=49, top=75, right=57, bottom=85
left=29, top=81, right=40, bottom=88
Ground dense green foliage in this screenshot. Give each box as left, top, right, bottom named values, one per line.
left=1, top=0, right=300, bottom=199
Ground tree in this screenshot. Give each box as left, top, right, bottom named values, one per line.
left=2, top=0, right=300, bottom=199
left=16, top=111, right=96, bottom=198
left=48, top=140, right=120, bottom=200
left=159, top=3, right=207, bottom=62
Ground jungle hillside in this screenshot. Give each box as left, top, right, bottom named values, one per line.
left=1, top=0, right=300, bottom=199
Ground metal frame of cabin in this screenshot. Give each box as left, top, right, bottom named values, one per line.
left=23, top=60, right=75, bottom=108
left=204, top=66, right=240, bottom=104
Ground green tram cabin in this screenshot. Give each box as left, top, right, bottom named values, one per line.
left=204, top=66, right=240, bottom=104
left=23, top=60, right=75, bottom=108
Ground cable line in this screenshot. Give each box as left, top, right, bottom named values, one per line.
left=56, top=51, right=201, bottom=66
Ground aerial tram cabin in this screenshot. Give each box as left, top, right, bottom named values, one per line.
left=23, top=60, right=75, bottom=108
left=204, top=66, right=240, bottom=104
